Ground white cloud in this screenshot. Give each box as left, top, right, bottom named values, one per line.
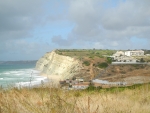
left=1, top=0, right=150, bottom=60
left=0, top=0, right=44, bottom=40
left=61, top=0, right=150, bottom=49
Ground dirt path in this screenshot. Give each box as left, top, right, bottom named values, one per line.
left=90, top=63, right=95, bottom=79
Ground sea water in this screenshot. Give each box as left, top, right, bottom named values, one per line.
left=0, top=62, right=48, bottom=89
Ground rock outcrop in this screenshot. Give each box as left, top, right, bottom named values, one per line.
left=36, top=51, right=82, bottom=79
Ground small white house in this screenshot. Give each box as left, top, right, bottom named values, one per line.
left=125, top=50, right=144, bottom=56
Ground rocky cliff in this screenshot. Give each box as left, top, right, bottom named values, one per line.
left=36, top=51, right=82, bottom=79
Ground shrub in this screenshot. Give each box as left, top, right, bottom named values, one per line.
left=97, top=62, right=108, bottom=68
left=83, top=61, right=90, bottom=66
left=140, top=58, right=145, bottom=62
left=89, top=56, right=94, bottom=59
left=107, top=57, right=112, bottom=64
left=86, top=85, right=96, bottom=91
left=121, top=71, right=126, bottom=74
left=99, top=55, right=104, bottom=58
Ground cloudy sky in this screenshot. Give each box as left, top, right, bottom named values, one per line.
left=0, top=0, right=150, bottom=61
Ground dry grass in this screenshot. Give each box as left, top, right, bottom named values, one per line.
left=0, top=84, right=150, bottom=113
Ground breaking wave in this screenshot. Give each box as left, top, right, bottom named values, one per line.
left=0, top=68, right=48, bottom=88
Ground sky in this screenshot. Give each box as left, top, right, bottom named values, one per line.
left=0, top=0, right=150, bottom=61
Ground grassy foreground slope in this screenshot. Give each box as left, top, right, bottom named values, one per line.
left=0, top=83, right=150, bottom=113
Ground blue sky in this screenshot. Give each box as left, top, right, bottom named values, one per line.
left=0, top=0, right=150, bottom=61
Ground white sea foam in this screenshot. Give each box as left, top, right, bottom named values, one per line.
left=15, top=73, right=23, bottom=76
left=35, top=76, right=47, bottom=80
left=10, top=71, right=18, bottom=74
left=0, top=66, right=48, bottom=88
left=20, top=78, right=24, bottom=79
left=4, top=78, right=16, bottom=80
left=13, top=68, right=47, bottom=88
left=15, top=78, right=48, bottom=88
left=3, top=72, right=10, bottom=74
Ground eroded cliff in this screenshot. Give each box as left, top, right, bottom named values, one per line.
left=36, top=51, right=82, bottom=79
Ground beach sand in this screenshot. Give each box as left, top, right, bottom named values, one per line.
left=40, top=73, right=62, bottom=87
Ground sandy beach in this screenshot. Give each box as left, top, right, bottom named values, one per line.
left=40, top=73, right=62, bottom=86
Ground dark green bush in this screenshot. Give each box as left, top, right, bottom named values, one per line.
left=97, top=62, right=108, bottom=68
left=89, top=56, right=94, bottom=59
left=107, top=57, right=112, bottom=64
left=83, top=61, right=90, bottom=66
left=140, top=58, right=145, bottom=62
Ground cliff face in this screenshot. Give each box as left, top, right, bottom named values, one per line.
left=36, top=51, right=82, bottom=79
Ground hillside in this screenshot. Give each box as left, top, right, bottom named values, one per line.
left=95, top=64, right=150, bottom=84
left=36, top=49, right=116, bottom=81
left=36, top=49, right=150, bottom=83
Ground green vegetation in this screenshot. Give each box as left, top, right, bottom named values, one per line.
left=87, top=85, right=102, bottom=91
left=55, top=49, right=116, bottom=58
left=86, top=83, right=146, bottom=93
left=144, top=49, right=150, bottom=54
left=134, top=56, right=150, bottom=62
left=83, top=61, right=90, bottom=66
left=97, top=62, right=108, bottom=68
left=140, top=58, right=145, bottom=62
left=89, top=56, right=94, bottom=59
left=106, top=57, right=112, bottom=64
left=55, top=49, right=115, bottom=70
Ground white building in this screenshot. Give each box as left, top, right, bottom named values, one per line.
left=72, top=84, right=89, bottom=89
left=114, top=56, right=137, bottom=62
left=113, top=51, right=124, bottom=57
left=125, top=50, right=144, bottom=56
left=76, top=78, right=84, bottom=82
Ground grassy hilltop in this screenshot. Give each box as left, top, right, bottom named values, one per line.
left=55, top=49, right=116, bottom=57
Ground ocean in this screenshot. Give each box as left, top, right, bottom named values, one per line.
left=0, top=61, right=48, bottom=89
